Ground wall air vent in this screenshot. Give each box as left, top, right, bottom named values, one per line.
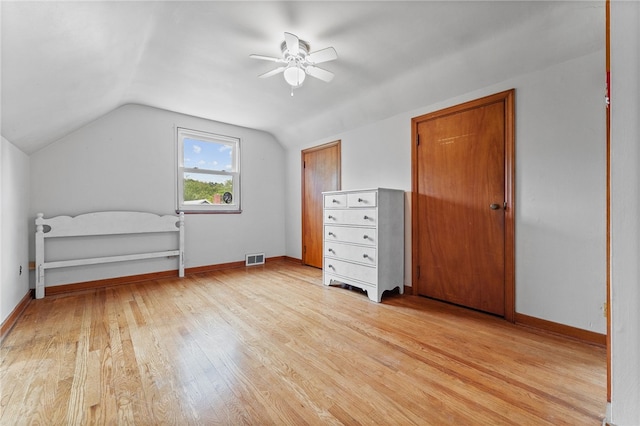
left=245, top=253, right=265, bottom=266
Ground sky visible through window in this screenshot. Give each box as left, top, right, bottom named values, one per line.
left=184, top=138, right=233, bottom=183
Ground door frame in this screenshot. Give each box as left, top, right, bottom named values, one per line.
left=411, top=89, right=516, bottom=322
left=605, top=0, right=611, bottom=402
left=301, top=140, right=341, bottom=267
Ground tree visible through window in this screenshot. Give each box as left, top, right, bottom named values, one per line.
left=177, top=127, right=241, bottom=212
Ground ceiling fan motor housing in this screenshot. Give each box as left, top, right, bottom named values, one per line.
left=281, top=39, right=310, bottom=58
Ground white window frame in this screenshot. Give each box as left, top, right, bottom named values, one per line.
left=177, top=127, right=241, bottom=213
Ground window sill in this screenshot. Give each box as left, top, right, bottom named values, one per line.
left=177, top=209, right=242, bottom=215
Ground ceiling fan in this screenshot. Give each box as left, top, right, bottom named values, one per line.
left=250, top=32, right=338, bottom=95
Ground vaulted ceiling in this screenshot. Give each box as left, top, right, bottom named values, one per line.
left=1, top=1, right=604, bottom=154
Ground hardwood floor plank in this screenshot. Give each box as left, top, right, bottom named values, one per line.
left=0, top=261, right=606, bottom=425
left=65, top=296, right=92, bottom=425
left=109, top=286, right=153, bottom=425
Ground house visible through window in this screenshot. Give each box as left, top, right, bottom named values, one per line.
left=177, top=127, right=241, bottom=213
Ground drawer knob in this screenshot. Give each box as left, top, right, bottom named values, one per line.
left=332, top=199, right=339, bottom=203
left=328, top=248, right=335, bottom=254
left=363, top=235, right=369, bottom=240
left=358, top=198, right=364, bottom=202
left=363, top=254, right=369, bottom=259
left=328, top=232, right=335, bottom=237
left=327, top=264, right=335, bottom=270
left=363, top=215, right=369, bottom=220
left=328, top=215, right=334, bottom=219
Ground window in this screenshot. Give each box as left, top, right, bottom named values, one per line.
left=177, top=127, right=241, bottom=213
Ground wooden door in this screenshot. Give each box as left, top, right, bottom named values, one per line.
left=412, top=90, right=514, bottom=318
left=302, top=141, right=341, bottom=268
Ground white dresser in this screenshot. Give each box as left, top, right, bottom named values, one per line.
left=322, top=188, right=404, bottom=302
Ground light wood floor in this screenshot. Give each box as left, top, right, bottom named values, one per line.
left=1, top=260, right=606, bottom=425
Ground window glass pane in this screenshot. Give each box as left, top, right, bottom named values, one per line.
left=183, top=172, right=235, bottom=206
left=184, top=137, right=235, bottom=172
left=177, top=127, right=240, bottom=213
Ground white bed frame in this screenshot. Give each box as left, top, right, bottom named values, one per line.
left=35, top=211, right=185, bottom=299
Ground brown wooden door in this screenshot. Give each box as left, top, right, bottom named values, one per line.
left=412, top=91, right=514, bottom=318
left=302, top=141, right=341, bottom=268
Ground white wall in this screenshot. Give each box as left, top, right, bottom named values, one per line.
left=285, top=50, right=607, bottom=334
left=29, top=104, right=286, bottom=287
left=1, top=137, right=30, bottom=324
left=610, top=1, right=640, bottom=424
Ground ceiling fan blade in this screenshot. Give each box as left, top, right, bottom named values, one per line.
left=250, top=54, right=284, bottom=63
left=306, top=66, right=334, bottom=82
left=258, top=67, right=286, bottom=78
left=284, top=32, right=299, bottom=56
left=307, top=47, right=338, bottom=64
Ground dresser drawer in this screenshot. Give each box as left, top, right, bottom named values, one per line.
left=324, top=258, right=377, bottom=284
left=325, top=241, right=376, bottom=266
left=324, top=273, right=374, bottom=290
left=325, top=225, right=376, bottom=246
left=325, top=209, right=377, bottom=226
left=324, top=193, right=347, bottom=209
left=347, top=191, right=377, bottom=208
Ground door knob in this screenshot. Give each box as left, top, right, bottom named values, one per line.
left=490, top=203, right=501, bottom=210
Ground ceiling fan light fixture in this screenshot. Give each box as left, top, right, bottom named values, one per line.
left=283, top=65, right=306, bottom=87
left=250, top=32, right=337, bottom=95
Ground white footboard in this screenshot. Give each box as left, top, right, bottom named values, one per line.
left=35, top=211, right=185, bottom=299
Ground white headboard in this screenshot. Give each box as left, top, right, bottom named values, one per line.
left=35, top=211, right=185, bottom=299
